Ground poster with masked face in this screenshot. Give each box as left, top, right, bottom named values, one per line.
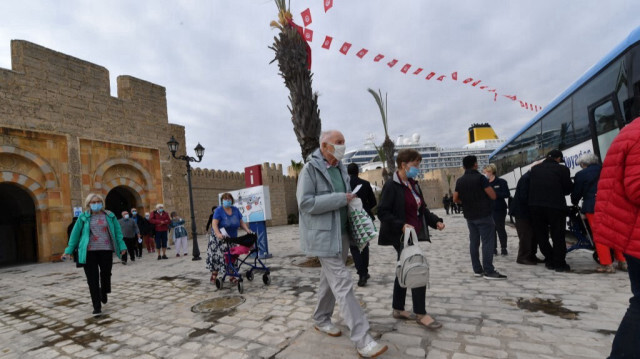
left=219, top=185, right=272, bottom=223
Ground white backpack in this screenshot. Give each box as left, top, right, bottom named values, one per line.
left=396, top=228, right=430, bottom=289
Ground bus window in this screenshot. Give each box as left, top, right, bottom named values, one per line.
left=588, top=94, right=624, bottom=161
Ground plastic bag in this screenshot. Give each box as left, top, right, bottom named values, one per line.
left=347, top=198, right=377, bottom=251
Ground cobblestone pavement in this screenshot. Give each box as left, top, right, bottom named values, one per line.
left=0, top=209, right=630, bottom=359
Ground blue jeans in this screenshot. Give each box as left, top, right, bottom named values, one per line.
left=466, top=216, right=496, bottom=274
left=609, top=254, right=640, bottom=358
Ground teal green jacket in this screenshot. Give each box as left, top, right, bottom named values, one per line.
left=65, top=210, right=126, bottom=264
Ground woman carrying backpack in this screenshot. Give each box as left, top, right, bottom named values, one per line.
left=377, top=149, right=445, bottom=330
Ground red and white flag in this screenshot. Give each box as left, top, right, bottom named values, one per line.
left=339, top=42, right=352, bottom=55
left=472, top=80, right=482, bottom=87
left=463, top=78, right=473, bottom=84
left=303, top=28, right=313, bottom=42
left=426, top=72, right=436, bottom=80
left=504, top=94, right=517, bottom=101
left=356, top=48, right=368, bottom=58
left=437, top=75, right=446, bottom=81
left=321, top=36, right=333, bottom=49
left=324, top=0, right=333, bottom=12
left=400, top=64, right=411, bottom=73
left=479, top=85, right=488, bottom=90
left=494, top=93, right=498, bottom=102
left=519, top=101, right=526, bottom=108
left=301, top=8, right=312, bottom=27
left=413, top=68, right=423, bottom=75
left=451, top=72, right=458, bottom=81
left=387, top=59, right=398, bottom=68
left=373, top=54, right=385, bottom=62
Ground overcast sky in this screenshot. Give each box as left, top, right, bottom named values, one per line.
left=1, top=1, right=639, bottom=173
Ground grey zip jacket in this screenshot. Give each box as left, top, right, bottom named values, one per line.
left=297, top=148, right=351, bottom=257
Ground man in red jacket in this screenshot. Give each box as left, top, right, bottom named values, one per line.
left=592, top=117, right=640, bottom=359
left=149, top=203, right=171, bottom=260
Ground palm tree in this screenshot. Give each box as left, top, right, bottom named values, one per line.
left=368, top=88, right=395, bottom=179
left=373, top=144, right=386, bottom=172
left=270, top=0, right=321, bottom=161
left=290, top=159, right=304, bottom=180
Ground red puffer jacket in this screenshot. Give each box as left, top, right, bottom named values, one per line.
left=592, top=118, right=640, bottom=259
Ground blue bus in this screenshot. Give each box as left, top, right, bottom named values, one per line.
left=490, top=25, right=640, bottom=189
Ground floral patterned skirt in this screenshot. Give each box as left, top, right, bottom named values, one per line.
left=206, top=233, right=225, bottom=273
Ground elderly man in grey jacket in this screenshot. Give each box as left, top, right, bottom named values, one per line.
left=297, top=130, right=387, bottom=358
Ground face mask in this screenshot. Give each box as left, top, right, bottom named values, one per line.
left=406, top=166, right=419, bottom=179
left=123, top=214, right=130, bottom=219
left=90, top=203, right=103, bottom=212
left=157, top=208, right=164, bottom=213
left=222, top=200, right=232, bottom=208
left=132, top=211, right=137, bottom=216
left=329, top=143, right=346, bottom=161
left=145, top=215, right=150, bottom=219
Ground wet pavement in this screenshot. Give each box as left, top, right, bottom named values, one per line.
left=0, top=209, right=631, bottom=358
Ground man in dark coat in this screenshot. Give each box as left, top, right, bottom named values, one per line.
left=529, top=149, right=573, bottom=272
left=442, top=194, right=451, bottom=215
left=453, top=155, right=506, bottom=280
left=510, top=170, right=540, bottom=265
left=347, top=163, right=377, bottom=287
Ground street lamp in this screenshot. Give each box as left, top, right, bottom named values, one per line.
left=167, top=135, right=205, bottom=261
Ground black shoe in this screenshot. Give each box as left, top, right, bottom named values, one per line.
left=516, top=259, right=537, bottom=265
left=494, top=249, right=498, bottom=255
left=157, top=255, right=161, bottom=260
left=162, top=255, right=168, bottom=259
left=545, top=262, right=556, bottom=270
left=101, top=292, right=108, bottom=304
left=501, top=248, right=508, bottom=256
left=483, top=271, right=507, bottom=280
left=555, top=264, right=571, bottom=273
left=533, top=257, right=545, bottom=263
left=92, top=309, right=102, bottom=317
left=366, top=274, right=371, bottom=280
left=121, top=260, right=127, bottom=265
left=357, top=276, right=367, bottom=287
left=167, top=247, right=171, bottom=250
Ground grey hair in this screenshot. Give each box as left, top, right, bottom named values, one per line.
left=483, top=163, right=497, bottom=175
left=320, top=130, right=340, bottom=144
left=577, top=153, right=599, bottom=167
left=84, top=193, right=104, bottom=209
left=156, top=203, right=164, bottom=209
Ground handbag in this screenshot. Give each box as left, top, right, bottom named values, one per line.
left=396, top=227, right=429, bottom=289
left=347, top=198, right=378, bottom=251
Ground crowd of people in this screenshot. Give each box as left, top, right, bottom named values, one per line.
left=59, top=122, right=639, bottom=358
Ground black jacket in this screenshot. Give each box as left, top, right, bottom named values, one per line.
left=528, top=158, right=573, bottom=210
left=489, top=177, right=510, bottom=212
left=377, top=172, right=442, bottom=246
left=349, top=175, right=377, bottom=219
left=135, top=216, right=154, bottom=235
left=571, top=164, right=601, bottom=214
left=509, top=171, right=531, bottom=219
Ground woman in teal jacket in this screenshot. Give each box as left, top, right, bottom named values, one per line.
left=62, top=193, right=126, bottom=316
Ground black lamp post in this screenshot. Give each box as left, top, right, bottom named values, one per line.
left=167, top=135, right=205, bottom=261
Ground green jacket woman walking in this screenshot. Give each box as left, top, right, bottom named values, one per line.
left=62, top=193, right=126, bottom=316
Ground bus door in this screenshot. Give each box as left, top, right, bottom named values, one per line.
left=588, top=93, right=625, bottom=161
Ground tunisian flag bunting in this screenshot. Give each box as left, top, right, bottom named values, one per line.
left=426, top=72, right=435, bottom=80
left=356, top=48, right=368, bottom=58
left=401, top=64, right=411, bottom=73
left=324, top=0, right=333, bottom=12
left=321, top=36, right=333, bottom=49
left=301, top=8, right=312, bottom=27
left=304, top=28, right=313, bottom=42
left=451, top=72, right=458, bottom=81
left=387, top=59, right=398, bottom=68
left=373, top=54, right=385, bottom=62
left=413, top=68, right=423, bottom=75
left=339, top=42, right=352, bottom=55
left=504, top=95, right=517, bottom=101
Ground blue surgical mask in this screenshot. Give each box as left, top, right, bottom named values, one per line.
left=222, top=200, right=232, bottom=208
left=406, top=166, right=420, bottom=179
left=90, top=203, right=103, bottom=212
left=132, top=211, right=137, bottom=216
left=123, top=214, right=130, bottom=219
left=157, top=208, right=164, bottom=213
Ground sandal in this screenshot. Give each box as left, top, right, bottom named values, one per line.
left=210, top=272, right=218, bottom=283
left=596, top=265, right=615, bottom=273
left=392, top=310, right=415, bottom=320
left=416, top=314, right=442, bottom=330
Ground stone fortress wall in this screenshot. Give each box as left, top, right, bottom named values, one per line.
left=0, top=40, right=297, bottom=263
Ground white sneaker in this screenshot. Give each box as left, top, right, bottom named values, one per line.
left=357, top=340, right=388, bottom=358
left=314, top=323, right=341, bottom=337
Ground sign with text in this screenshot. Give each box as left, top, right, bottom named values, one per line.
left=221, top=185, right=272, bottom=223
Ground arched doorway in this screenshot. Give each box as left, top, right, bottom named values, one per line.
left=0, top=183, right=37, bottom=266
left=105, top=186, right=138, bottom=219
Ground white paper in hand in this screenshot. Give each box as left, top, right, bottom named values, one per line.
left=352, top=184, right=362, bottom=194
left=220, top=228, right=229, bottom=238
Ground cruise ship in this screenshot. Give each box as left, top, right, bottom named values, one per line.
left=342, top=123, right=506, bottom=174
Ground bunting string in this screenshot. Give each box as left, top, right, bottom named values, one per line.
left=295, top=3, right=542, bottom=112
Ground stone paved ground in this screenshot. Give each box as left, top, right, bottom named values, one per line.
left=0, top=209, right=630, bottom=359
